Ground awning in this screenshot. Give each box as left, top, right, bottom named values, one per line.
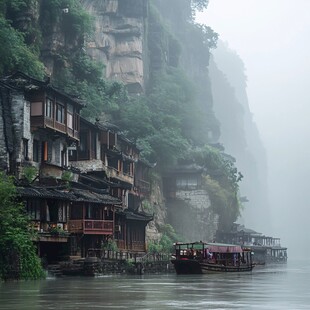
left=207, top=243, right=243, bottom=253
left=117, top=210, right=153, bottom=223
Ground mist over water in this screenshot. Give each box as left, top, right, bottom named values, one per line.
left=196, top=0, right=310, bottom=258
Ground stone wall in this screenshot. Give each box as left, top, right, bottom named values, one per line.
left=167, top=189, right=218, bottom=242
left=56, top=258, right=174, bottom=276
left=70, top=159, right=104, bottom=173
left=145, top=176, right=167, bottom=243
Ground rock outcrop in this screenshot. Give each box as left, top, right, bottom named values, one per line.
left=81, top=0, right=148, bottom=93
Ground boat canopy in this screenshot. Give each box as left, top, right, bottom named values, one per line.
left=206, top=243, right=243, bottom=254
left=174, top=242, right=244, bottom=254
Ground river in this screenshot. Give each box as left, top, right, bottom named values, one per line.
left=0, top=260, right=309, bottom=309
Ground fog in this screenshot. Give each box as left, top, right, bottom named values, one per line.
left=196, top=0, right=310, bottom=258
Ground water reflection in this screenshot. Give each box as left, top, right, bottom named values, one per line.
left=1, top=262, right=310, bottom=309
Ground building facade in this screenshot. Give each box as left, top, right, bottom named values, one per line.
left=0, top=72, right=152, bottom=262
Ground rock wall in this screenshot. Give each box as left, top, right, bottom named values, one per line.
left=81, top=0, right=148, bottom=93
left=167, top=189, right=219, bottom=242
left=145, top=176, right=167, bottom=242
left=0, top=87, right=27, bottom=174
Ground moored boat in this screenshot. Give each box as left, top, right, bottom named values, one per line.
left=171, top=241, right=254, bottom=274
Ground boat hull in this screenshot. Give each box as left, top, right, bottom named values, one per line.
left=172, top=259, right=203, bottom=274
left=171, top=259, right=254, bottom=275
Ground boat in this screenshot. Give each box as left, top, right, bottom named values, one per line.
left=171, top=241, right=254, bottom=274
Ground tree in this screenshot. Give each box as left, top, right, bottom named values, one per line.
left=191, top=0, right=209, bottom=12
left=118, top=96, right=155, bottom=141
left=182, top=145, right=243, bottom=229
left=0, top=17, right=44, bottom=78
left=148, top=224, right=180, bottom=254
left=0, top=173, right=45, bottom=280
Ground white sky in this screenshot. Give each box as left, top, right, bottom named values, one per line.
left=196, top=0, right=310, bottom=257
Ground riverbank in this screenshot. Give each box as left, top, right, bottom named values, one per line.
left=47, top=255, right=174, bottom=277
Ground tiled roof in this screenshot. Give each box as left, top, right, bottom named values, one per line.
left=17, top=187, right=75, bottom=200
left=70, top=188, right=120, bottom=205
left=117, top=210, right=153, bottom=222
left=17, top=186, right=121, bottom=205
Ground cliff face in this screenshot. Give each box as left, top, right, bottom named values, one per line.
left=209, top=42, right=270, bottom=232
left=81, top=0, right=148, bottom=93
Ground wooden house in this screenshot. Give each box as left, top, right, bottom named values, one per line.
left=0, top=72, right=153, bottom=262
left=69, top=118, right=153, bottom=254
left=217, top=224, right=288, bottom=264
left=0, top=72, right=82, bottom=175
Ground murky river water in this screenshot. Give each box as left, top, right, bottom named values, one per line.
left=1, top=260, right=309, bottom=309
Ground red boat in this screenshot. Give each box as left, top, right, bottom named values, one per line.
left=171, top=241, right=254, bottom=274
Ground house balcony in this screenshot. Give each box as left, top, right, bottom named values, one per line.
left=136, top=179, right=150, bottom=194
left=68, top=219, right=114, bottom=235
left=30, top=221, right=70, bottom=243
left=105, top=166, right=134, bottom=185
left=40, top=162, right=64, bottom=179
left=70, top=159, right=104, bottom=173
left=31, top=115, right=79, bottom=141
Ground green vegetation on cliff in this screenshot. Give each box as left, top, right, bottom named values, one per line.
left=186, top=144, right=243, bottom=229
left=0, top=0, right=44, bottom=78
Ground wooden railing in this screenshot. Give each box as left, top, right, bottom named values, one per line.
left=104, top=165, right=134, bottom=185
left=31, top=116, right=79, bottom=140
left=115, top=240, right=146, bottom=252
left=68, top=219, right=113, bottom=235
left=137, top=252, right=172, bottom=263
left=136, top=179, right=151, bottom=193
left=77, top=149, right=96, bottom=161
left=130, top=241, right=146, bottom=252
left=116, top=240, right=126, bottom=250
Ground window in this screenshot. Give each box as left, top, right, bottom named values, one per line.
left=23, top=139, right=29, bottom=160
left=61, top=149, right=67, bottom=167
left=123, top=162, right=132, bottom=175
left=42, top=141, right=48, bottom=162
left=67, top=104, right=73, bottom=129
left=56, top=103, right=65, bottom=123
left=79, top=132, right=87, bottom=152
left=74, top=114, right=79, bottom=131
left=58, top=203, right=67, bottom=222
left=67, top=103, right=73, bottom=113
left=91, top=132, right=97, bottom=159
left=176, top=176, right=198, bottom=189
left=33, top=140, right=39, bottom=162
left=70, top=203, right=83, bottom=220
left=78, top=131, right=88, bottom=159
left=31, top=102, right=43, bottom=116
left=67, top=113, right=73, bottom=129
left=109, top=157, right=119, bottom=170
left=26, top=200, right=41, bottom=220
left=45, top=98, right=53, bottom=118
